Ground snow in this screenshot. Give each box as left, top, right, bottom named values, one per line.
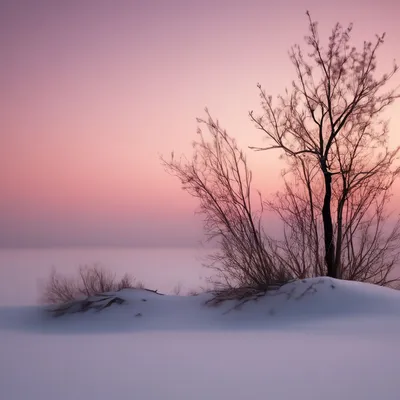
left=1, top=277, right=400, bottom=399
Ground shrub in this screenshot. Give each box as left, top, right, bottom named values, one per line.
left=42, top=265, right=141, bottom=305
left=163, top=112, right=293, bottom=295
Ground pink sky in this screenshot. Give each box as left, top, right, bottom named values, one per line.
left=1, top=0, right=400, bottom=247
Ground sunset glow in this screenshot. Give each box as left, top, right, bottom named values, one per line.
left=2, top=0, right=400, bottom=247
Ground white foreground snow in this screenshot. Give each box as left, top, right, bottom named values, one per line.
left=1, top=277, right=400, bottom=400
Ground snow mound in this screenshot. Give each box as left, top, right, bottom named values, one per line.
left=116, top=276, right=400, bottom=318
left=1, top=278, right=399, bottom=335
left=0, top=277, right=394, bottom=335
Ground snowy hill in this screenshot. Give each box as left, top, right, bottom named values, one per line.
left=1, top=278, right=400, bottom=399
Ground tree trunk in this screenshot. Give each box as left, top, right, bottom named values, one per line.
left=335, top=195, right=347, bottom=280
left=322, top=170, right=337, bottom=278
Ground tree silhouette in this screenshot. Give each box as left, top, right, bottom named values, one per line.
left=163, top=13, right=400, bottom=291
left=250, top=12, right=399, bottom=279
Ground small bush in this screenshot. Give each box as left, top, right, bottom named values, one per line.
left=42, top=265, right=141, bottom=305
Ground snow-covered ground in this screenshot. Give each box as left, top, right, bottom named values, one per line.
left=1, top=277, right=400, bottom=400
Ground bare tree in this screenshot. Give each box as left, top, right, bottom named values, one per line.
left=162, top=13, right=400, bottom=292
left=250, top=12, right=400, bottom=279
left=162, top=110, right=292, bottom=291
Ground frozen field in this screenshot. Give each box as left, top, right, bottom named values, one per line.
left=1, top=277, right=400, bottom=400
